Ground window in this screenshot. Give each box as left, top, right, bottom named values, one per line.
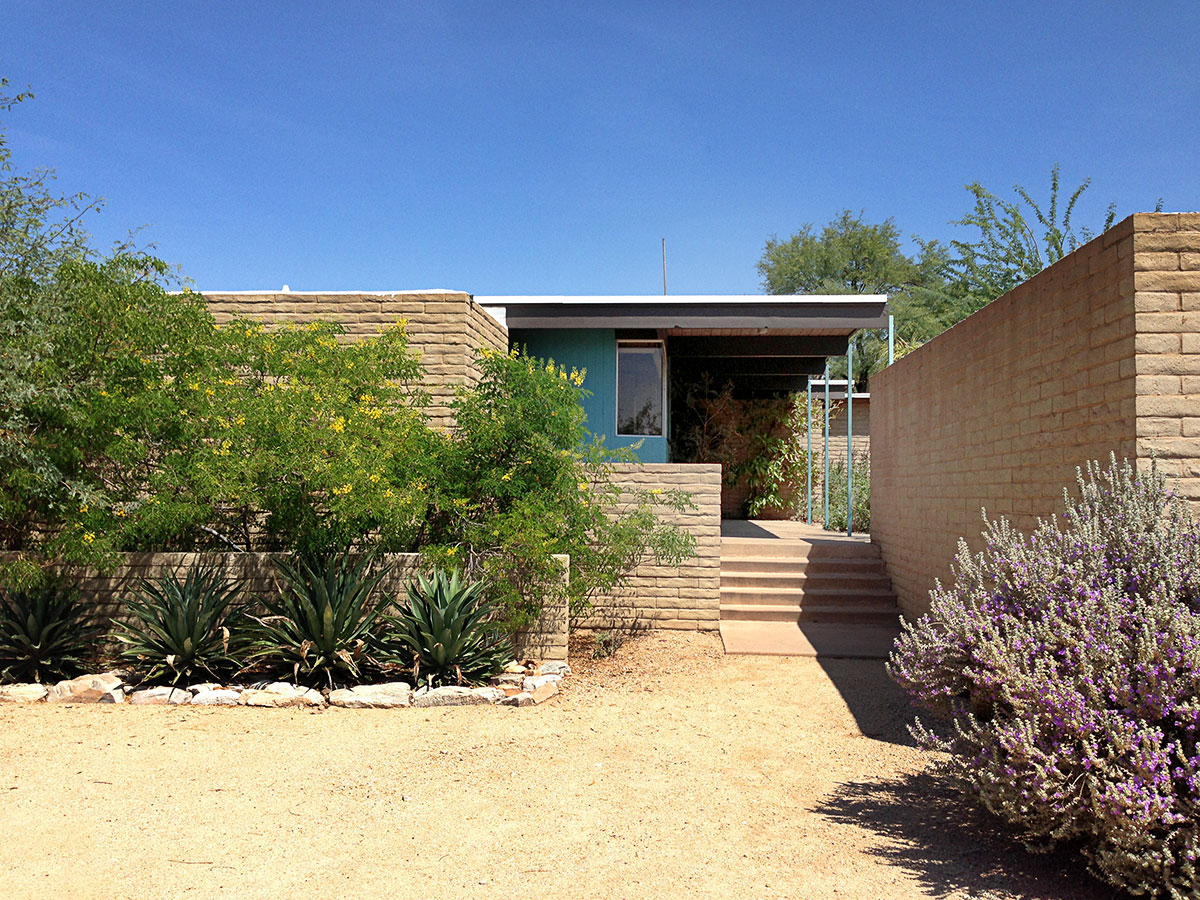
left=617, top=341, right=665, bottom=436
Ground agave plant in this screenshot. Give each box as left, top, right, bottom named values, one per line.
left=247, top=551, right=390, bottom=687
left=0, top=579, right=104, bottom=683
left=113, top=567, right=246, bottom=685
left=383, top=569, right=510, bottom=688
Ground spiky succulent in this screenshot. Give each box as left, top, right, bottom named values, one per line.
left=247, top=551, right=389, bottom=687
left=113, top=567, right=246, bottom=685
left=0, top=578, right=104, bottom=683
left=383, top=568, right=509, bottom=688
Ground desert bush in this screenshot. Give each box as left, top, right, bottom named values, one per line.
left=382, top=568, right=509, bottom=687
left=113, top=568, right=247, bottom=685
left=0, top=578, right=104, bottom=682
left=247, top=552, right=390, bottom=687
left=889, top=456, right=1200, bottom=898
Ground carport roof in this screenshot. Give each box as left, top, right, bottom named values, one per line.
left=475, top=294, right=888, bottom=333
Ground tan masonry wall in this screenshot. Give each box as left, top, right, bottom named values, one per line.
left=202, top=291, right=508, bottom=429
left=1131, top=215, right=1200, bottom=501
left=870, top=214, right=1144, bottom=618
left=62, top=551, right=568, bottom=661
left=581, top=463, right=722, bottom=632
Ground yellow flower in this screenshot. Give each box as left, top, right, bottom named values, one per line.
left=383, top=488, right=394, bottom=498
left=369, top=473, right=381, bottom=483
left=501, top=471, right=512, bottom=482
left=205, top=387, right=215, bottom=397
left=332, top=483, right=353, bottom=496
left=115, top=509, right=127, bottom=518
left=330, top=417, right=346, bottom=433
left=83, top=532, right=95, bottom=544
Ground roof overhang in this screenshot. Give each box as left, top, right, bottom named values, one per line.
left=476, top=294, right=888, bottom=333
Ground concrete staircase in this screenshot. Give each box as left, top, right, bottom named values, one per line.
left=717, top=521, right=902, bottom=658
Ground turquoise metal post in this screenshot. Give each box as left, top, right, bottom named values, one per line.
left=805, top=376, right=812, bottom=523
left=847, top=343, right=854, bottom=537
left=888, top=313, right=895, bottom=366
left=823, top=361, right=830, bottom=527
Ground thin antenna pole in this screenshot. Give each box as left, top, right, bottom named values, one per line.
left=662, top=238, right=667, bottom=295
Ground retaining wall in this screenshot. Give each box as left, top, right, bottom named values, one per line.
left=871, top=213, right=1200, bottom=617
left=583, top=463, right=722, bottom=632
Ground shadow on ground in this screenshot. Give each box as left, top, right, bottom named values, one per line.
left=813, top=656, right=918, bottom=747
left=813, top=770, right=1125, bottom=900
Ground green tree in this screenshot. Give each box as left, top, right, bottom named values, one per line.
left=757, top=210, right=954, bottom=383
left=0, top=80, right=99, bottom=280
left=948, top=164, right=1120, bottom=316
left=428, top=350, right=696, bottom=630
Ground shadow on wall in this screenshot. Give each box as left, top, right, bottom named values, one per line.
left=814, top=771, right=1123, bottom=900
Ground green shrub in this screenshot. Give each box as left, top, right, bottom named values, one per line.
left=822, top=450, right=870, bottom=532
left=113, top=568, right=247, bottom=685
left=0, top=578, right=104, bottom=682
left=430, top=349, right=696, bottom=630
left=247, top=552, right=389, bottom=687
left=382, top=569, right=509, bottom=687
left=889, top=457, right=1200, bottom=898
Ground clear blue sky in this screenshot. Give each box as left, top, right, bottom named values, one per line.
left=3, top=1, right=1197, bottom=294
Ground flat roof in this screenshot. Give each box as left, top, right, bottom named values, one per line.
left=476, top=294, right=888, bottom=333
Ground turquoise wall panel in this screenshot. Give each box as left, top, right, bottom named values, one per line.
left=509, top=328, right=667, bottom=462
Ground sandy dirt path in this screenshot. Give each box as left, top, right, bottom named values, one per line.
left=0, top=631, right=1121, bottom=899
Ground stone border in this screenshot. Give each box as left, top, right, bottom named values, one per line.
left=0, top=661, right=571, bottom=710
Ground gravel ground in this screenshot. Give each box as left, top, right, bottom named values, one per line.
left=0, top=631, right=1122, bottom=899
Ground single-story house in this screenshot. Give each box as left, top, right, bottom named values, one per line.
left=479, top=294, right=888, bottom=462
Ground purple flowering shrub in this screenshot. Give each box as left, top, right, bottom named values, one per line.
left=889, top=456, right=1200, bottom=898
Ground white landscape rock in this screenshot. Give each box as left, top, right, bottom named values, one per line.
left=501, top=691, right=535, bottom=708
left=190, top=688, right=242, bottom=706
left=491, top=672, right=526, bottom=687
left=537, top=661, right=572, bottom=677
left=412, top=686, right=491, bottom=708
left=502, top=661, right=528, bottom=675
left=46, top=672, right=124, bottom=704
left=129, top=686, right=192, bottom=705
left=522, top=674, right=563, bottom=692
left=240, top=682, right=325, bottom=708
left=470, top=687, right=506, bottom=704
left=0, top=683, right=48, bottom=703
left=329, top=682, right=413, bottom=709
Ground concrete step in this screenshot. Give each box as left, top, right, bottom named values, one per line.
left=720, top=602, right=901, bottom=626
left=721, top=537, right=882, bottom=560
left=720, top=556, right=885, bottom=575
left=720, top=585, right=898, bottom=605
left=720, top=571, right=892, bottom=590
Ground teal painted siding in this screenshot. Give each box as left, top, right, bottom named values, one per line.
left=509, top=328, right=667, bottom=462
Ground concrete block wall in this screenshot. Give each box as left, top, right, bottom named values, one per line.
left=65, top=551, right=569, bottom=661
left=870, top=214, right=1144, bottom=618
left=1131, top=214, right=1200, bottom=500
left=202, top=291, right=507, bottom=429
left=582, top=463, right=722, bottom=632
